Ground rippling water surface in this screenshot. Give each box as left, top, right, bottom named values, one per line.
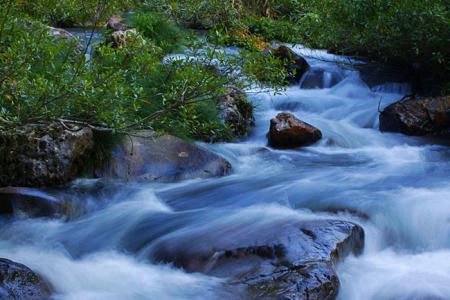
left=1, top=45, right=449, bottom=300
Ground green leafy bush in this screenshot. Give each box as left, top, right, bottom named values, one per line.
left=1, top=1, right=287, bottom=141
left=129, top=10, right=185, bottom=53
left=12, top=0, right=135, bottom=26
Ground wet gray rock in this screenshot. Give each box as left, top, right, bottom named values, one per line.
left=152, top=219, right=364, bottom=300
left=268, top=113, right=322, bottom=148
left=96, top=131, right=231, bottom=182
left=218, top=86, right=254, bottom=138
left=0, top=123, right=94, bottom=187
left=379, top=96, right=450, bottom=137
left=0, top=187, right=64, bottom=218
left=273, top=46, right=310, bottom=83
left=0, top=258, right=51, bottom=299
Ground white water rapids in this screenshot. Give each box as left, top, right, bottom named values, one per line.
left=1, top=45, right=449, bottom=300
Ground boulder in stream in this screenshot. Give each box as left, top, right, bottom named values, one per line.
left=218, top=86, right=255, bottom=138
left=0, top=123, right=95, bottom=187
left=0, top=258, right=51, bottom=299
left=379, top=95, right=450, bottom=137
left=151, top=219, right=364, bottom=300
left=268, top=113, right=322, bottom=148
left=96, top=131, right=231, bottom=181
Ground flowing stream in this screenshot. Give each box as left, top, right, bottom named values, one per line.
left=1, top=45, right=450, bottom=300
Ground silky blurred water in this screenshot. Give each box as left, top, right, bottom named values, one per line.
left=0, top=46, right=449, bottom=300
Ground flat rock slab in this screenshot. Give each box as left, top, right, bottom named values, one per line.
left=0, top=258, right=51, bottom=299
left=152, top=219, right=364, bottom=300
left=97, top=131, right=231, bottom=182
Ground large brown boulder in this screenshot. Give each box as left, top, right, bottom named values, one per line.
left=379, top=95, right=450, bottom=137
left=96, top=131, right=231, bottom=181
left=268, top=113, right=322, bottom=148
left=0, top=258, right=51, bottom=299
left=273, top=45, right=310, bottom=83
left=151, top=219, right=364, bottom=300
left=0, top=124, right=94, bottom=187
left=218, top=86, right=254, bottom=138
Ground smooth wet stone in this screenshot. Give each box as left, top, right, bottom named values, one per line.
left=268, top=113, right=322, bottom=148
left=0, top=187, right=63, bottom=218
left=0, top=258, right=51, bottom=299
left=96, top=131, right=231, bottom=182
left=379, top=95, right=450, bottom=137
left=152, top=219, right=364, bottom=300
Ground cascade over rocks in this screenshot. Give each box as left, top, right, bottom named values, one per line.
left=218, top=86, right=255, bottom=138
left=0, top=123, right=94, bottom=187
left=272, top=45, right=310, bottom=83
left=151, top=219, right=364, bottom=300
left=300, top=67, right=344, bottom=89
left=0, top=258, right=51, bottom=299
left=268, top=113, right=322, bottom=148
left=95, top=131, right=231, bottom=181
left=379, top=95, right=450, bottom=137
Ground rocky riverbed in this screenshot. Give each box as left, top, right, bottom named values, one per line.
left=1, top=44, right=449, bottom=300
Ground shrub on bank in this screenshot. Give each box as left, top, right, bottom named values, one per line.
left=1, top=1, right=288, bottom=141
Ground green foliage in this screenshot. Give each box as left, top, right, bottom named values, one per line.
left=12, top=0, right=135, bottom=27
left=1, top=1, right=286, bottom=141
left=144, top=0, right=449, bottom=93
left=299, top=0, right=450, bottom=85
left=129, top=10, right=185, bottom=53
left=244, top=16, right=302, bottom=43
left=139, top=0, right=241, bottom=30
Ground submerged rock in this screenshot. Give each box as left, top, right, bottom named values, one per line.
left=268, top=113, right=322, bottom=148
left=218, top=86, right=255, bottom=138
left=0, top=123, right=94, bottom=187
left=0, top=258, right=51, bottom=299
left=96, top=131, right=231, bottom=181
left=273, top=45, right=310, bottom=83
left=0, top=187, right=63, bottom=218
left=379, top=95, right=450, bottom=137
left=152, top=219, right=364, bottom=300
left=300, top=67, right=344, bottom=89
